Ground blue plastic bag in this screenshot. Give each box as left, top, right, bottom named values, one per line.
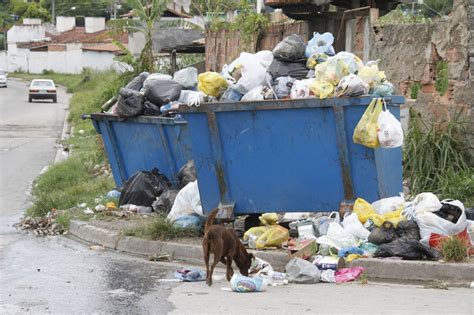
left=173, top=214, right=205, bottom=229
left=305, top=32, right=335, bottom=58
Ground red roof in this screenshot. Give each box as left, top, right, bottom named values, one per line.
left=82, top=43, right=126, bottom=55
left=46, top=27, right=128, bottom=44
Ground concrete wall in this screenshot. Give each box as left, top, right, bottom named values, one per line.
left=3, top=47, right=127, bottom=74
left=85, top=17, right=105, bottom=33
left=0, top=51, right=7, bottom=70
left=7, top=25, right=46, bottom=44
left=56, top=16, right=76, bottom=33
left=369, top=0, right=473, bottom=160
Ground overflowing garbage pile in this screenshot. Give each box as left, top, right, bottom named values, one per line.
left=106, top=32, right=394, bottom=119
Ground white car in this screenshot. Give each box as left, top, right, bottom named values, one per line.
left=29, top=79, right=57, bottom=103
left=0, top=70, right=7, bottom=87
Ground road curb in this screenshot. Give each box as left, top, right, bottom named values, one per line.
left=68, top=220, right=474, bottom=283
left=348, top=258, right=474, bottom=282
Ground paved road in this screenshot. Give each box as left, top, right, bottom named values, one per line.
left=0, top=80, right=472, bottom=314
left=0, top=80, right=177, bottom=314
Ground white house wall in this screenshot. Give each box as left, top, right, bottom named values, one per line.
left=7, top=25, right=46, bottom=44
left=4, top=47, right=126, bottom=74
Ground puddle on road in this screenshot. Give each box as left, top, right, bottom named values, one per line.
left=104, top=260, right=175, bottom=313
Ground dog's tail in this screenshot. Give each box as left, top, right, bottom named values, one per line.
left=204, top=208, right=219, bottom=235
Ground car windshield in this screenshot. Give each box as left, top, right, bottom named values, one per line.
left=0, top=71, right=5, bottom=75
left=32, top=81, right=54, bottom=87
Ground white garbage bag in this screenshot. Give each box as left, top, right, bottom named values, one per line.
left=254, top=50, right=274, bottom=69
left=342, top=213, right=370, bottom=240
left=377, top=103, right=404, bottom=148
left=335, top=74, right=369, bottom=97
left=167, top=181, right=203, bottom=222
left=305, top=32, right=335, bottom=57
left=222, top=52, right=267, bottom=94
left=290, top=79, right=311, bottom=99
left=415, top=199, right=468, bottom=243
left=316, top=222, right=357, bottom=250
left=372, top=196, right=406, bottom=215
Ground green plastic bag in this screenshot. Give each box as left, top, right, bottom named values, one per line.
left=353, top=98, right=383, bottom=148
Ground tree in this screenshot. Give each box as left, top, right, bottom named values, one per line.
left=420, top=0, right=453, bottom=17
left=112, top=0, right=169, bottom=73
left=24, top=2, right=51, bottom=21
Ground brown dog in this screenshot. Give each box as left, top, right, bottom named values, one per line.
left=202, top=208, right=254, bottom=286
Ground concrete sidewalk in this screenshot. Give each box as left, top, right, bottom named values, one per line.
left=69, top=220, right=474, bottom=285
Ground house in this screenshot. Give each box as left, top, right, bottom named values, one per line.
left=121, top=2, right=204, bottom=57
left=2, top=16, right=129, bottom=74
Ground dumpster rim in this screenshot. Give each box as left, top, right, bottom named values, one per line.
left=89, top=112, right=187, bottom=125
left=178, top=96, right=405, bottom=113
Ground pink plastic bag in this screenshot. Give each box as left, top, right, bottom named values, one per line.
left=334, top=267, right=364, bottom=283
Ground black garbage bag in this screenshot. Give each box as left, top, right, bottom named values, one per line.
left=268, top=59, right=309, bottom=80
left=397, top=220, right=421, bottom=240
left=142, top=100, right=161, bottom=116
left=177, top=160, right=197, bottom=188
left=374, top=238, right=440, bottom=260
left=144, top=78, right=182, bottom=106
left=273, top=34, right=306, bottom=61
left=433, top=200, right=463, bottom=224
left=152, top=189, right=179, bottom=214
left=119, top=168, right=172, bottom=207
left=116, top=88, right=145, bottom=118
left=368, top=221, right=397, bottom=245
left=125, top=72, right=150, bottom=91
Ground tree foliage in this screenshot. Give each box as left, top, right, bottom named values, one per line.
left=112, top=0, right=169, bottom=73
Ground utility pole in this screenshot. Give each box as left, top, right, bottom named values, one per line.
left=52, top=0, right=56, bottom=24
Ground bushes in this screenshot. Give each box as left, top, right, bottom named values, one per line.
left=404, top=110, right=473, bottom=207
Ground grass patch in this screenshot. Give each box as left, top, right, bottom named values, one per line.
left=10, top=70, right=85, bottom=93
left=435, top=60, right=448, bottom=96
left=410, top=81, right=421, bottom=99
left=124, top=215, right=200, bottom=241
left=55, top=211, right=72, bottom=231
left=26, top=70, right=127, bottom=218
left=440, top=236, right=469, bottom=262
left=404, top=110, right=474, bottom=207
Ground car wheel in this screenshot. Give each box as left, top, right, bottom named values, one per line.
left=52, top=96, right=57, bottom=103
left=29, top=96, right=33, bottom=103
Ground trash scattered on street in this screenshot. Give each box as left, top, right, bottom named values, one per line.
left=230, top=274, right=268, bottom=292
left=148, top=254, right=172, bottom=262
left=175, top=268, right=206, bottom=282
left=286, top=257, right=321, bottom=284
left=335, top=267, right=365, bottom=283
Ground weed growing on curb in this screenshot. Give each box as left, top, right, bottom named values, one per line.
left=124, top=215, right=199, bottom=241
left=440, top=236, right=469, bottom=263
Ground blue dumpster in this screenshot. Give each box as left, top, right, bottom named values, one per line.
left=89, top=113, right=192, bottom=187
left=179, top=96, right=404, bottom=215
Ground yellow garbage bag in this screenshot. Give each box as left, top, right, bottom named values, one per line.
left=306, top=53, right=329, bottom=70
left=353, top=198, right=376, bottom=224
left=259, top=213, right=278, bottom=226
left=309, top=80, right=334, bottom=99
left=382, top=209, right=405, bottom=228
left=357, top=65, right=382, bottom=88
left=243, top=226, right=270, bottom=241
left=352, top=98, right=383, bottom=148
left=315, top=58, right=349, bottom=85
left=256, top=225, right=289, bottom=249
left=198, top=72, right=228, bottom=97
